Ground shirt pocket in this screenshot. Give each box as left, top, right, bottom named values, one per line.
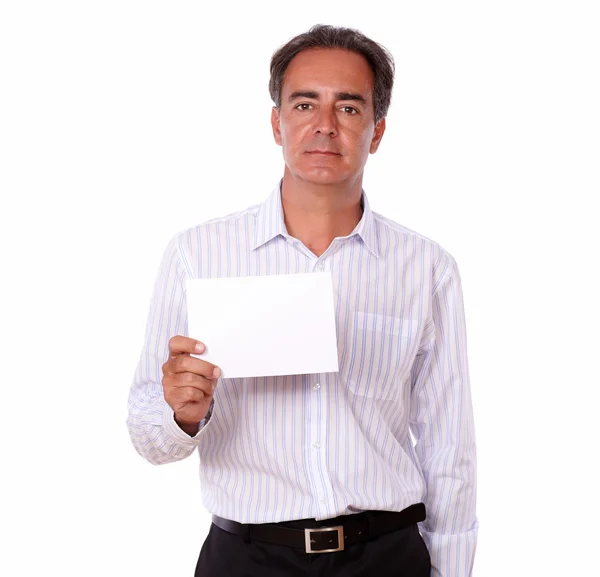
left=340, top=311, right=421, bottom=400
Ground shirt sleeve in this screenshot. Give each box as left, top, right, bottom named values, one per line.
left=126, top=235, right=213, bottom=465
left=409, top=252, right=479, bottom=577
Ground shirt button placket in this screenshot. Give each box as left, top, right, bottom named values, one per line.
left=307, top=376, right=333, bottom=515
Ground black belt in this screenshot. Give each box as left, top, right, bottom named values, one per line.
left=212, top=503, right=426, bottom=554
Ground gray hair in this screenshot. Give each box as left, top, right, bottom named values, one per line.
left=269, top=24, right=395, bottom=123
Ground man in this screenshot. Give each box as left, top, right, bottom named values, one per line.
left=127, top=24, right=478, bottom=577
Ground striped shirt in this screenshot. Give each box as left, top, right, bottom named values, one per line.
left=127, top=180, right=478, bottom=576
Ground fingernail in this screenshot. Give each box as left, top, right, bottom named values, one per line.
left=213, top=367, right=221, bottom=378
left=195, top=342, right=205, bottom=353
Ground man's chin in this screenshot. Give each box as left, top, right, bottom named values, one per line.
left=290, top=167, right=348, bottom=187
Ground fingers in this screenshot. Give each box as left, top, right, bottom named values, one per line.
left=163, top=354, right=220, bottom=379
left=162, top=373, right=216, bottom=406
left=164, top=335, right=221, bottom=379
left=163, top=336, right=219, bottom=425
left=167, top=384, right=210, bottom=405
left=164, top=383, right=214, bottom=425
left=162, top=371, right=216, bottom=394
left=168, top=335, right=206, bottom=358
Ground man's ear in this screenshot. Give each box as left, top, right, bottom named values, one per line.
left=369, top=118, right=386, bottom=153
left=271, top=106, right=282, bottom=146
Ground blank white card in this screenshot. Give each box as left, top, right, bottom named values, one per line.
left=185, top=272, right=339, bottom=379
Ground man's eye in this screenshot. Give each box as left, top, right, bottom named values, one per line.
left=295, top=103, right=312, bottom=111
left=341, top=106, right=358, bottom=114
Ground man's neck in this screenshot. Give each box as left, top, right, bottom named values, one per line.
left=280, top=171, right=364, bottom=258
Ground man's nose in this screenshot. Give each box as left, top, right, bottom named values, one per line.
left=314, top=107, right=337, bottom=136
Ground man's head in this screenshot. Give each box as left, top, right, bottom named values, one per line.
left=269, top=24, right=395, bottom=187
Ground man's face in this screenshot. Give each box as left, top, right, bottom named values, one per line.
left=271, top=48, right=386, bottom=187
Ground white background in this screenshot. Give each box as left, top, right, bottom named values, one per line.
left=1, top=1, right=598, bottom=575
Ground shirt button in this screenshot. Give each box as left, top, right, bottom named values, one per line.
left=313, top=442, right=321, bottom=449
left=321, top=497, right=328, bottom=504
left=313, top=383, right=321, bottom=391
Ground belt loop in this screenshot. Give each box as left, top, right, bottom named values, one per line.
left=365, top=511, right=376, bottom=540
left=241, top=523, right=251, bottom=544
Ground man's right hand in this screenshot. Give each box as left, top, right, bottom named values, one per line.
left=162, top=336, right=221, bottom=435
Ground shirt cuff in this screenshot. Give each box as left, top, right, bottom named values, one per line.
left=419, top=518, right=479, bottom=577
left=162, top=402, right=211, bottom=444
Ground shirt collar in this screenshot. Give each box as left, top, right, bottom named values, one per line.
left=251, top=179, right=379, bottom=258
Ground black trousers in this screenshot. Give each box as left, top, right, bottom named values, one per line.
left=195, top=514, right=431, bottom=577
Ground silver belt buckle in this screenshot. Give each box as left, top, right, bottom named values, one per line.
left=304, top=525, right=345, bottom=553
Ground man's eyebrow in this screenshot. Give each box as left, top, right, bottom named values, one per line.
left=336, top=92, right=366, bottom=104
left=288, top=91, right=367, bottom=104
left=288, top=91, right=319, bottom=101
